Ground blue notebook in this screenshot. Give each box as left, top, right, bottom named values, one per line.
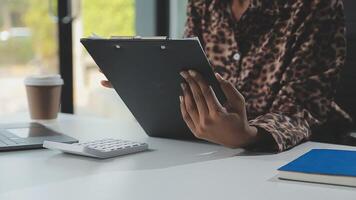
left=278, top=149, right=356, bottom=187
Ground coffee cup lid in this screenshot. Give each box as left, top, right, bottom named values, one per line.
left=24, top=74, right=64, bottom=86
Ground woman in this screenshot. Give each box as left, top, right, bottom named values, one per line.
left=102, top=0, right=352, bottom=152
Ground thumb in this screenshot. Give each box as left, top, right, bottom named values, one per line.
left=215, top=73, right=246, bottom=116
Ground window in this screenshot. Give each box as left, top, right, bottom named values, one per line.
left=0, top=0, right=59, bottom=116
left=73, top=0, right=189, bottom=119
left=0, top=0, right=190, bottom=118
left=169, top=0, right=188, bottom=38
left=72, top=0, right=136, bottom=119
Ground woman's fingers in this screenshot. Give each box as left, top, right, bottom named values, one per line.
left=180, top=71, right=209, bottom=118
left=179, top=96, right=196, bottom=133
left=181, top=83, right=200, bottom=124
left=215, top=73, right=245, bottom=116
left=101, top=80, right=113, bottom=88
left=188, top=70, right=223, bottom=113
left=99, top=69, right=113, bottom=88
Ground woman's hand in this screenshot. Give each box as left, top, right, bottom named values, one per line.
left=179, top=70, right=258, bottom=148
left=99, top=69, right=113, bottom=88
left=101, top=80, right=113, bottom=88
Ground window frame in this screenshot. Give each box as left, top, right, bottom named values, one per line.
left=57, top=0, right=74, bottom=113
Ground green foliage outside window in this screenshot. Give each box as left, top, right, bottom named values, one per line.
left=82, top=0, right=135, bottom=37
left=0, top=0, right=135, bottom=68
left=24, top=0, right=57, bottom=61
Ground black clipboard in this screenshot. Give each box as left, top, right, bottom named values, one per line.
left=81, top=36, right=226, bottom=139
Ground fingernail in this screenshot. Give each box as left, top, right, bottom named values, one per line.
left=188, top=70, right=196, bottom=77
left=215, top=73, right=223, bottom=81
left=180, top=71, right=188, bottom=78
left=179, top=96, right=183, bottom=102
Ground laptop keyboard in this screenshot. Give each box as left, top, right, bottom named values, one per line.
left=0, top=132, right=26, bottom=147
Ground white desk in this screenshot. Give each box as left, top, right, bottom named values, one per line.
left=0, top=113, right=355, bottom=200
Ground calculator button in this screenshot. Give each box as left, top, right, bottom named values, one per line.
left=73, top=139, right=149, bottom=158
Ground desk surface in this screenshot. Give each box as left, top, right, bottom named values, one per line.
left=0, top=113, right=355, bottom=200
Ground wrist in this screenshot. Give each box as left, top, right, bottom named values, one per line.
left=245, top=125, right=259, bottom=145
left=231, top=125, right=259, bottom=148
left=243, top=126, right=279, bottom=151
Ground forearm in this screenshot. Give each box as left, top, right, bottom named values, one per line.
left=248, top=113, right=312, bottom=152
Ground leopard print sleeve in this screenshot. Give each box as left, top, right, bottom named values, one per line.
left=249, top=0, right=347, bottom=151
left=184, top=0, right=206, bottom=38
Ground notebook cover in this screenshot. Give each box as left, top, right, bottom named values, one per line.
left=278, top=149, right=356, bottom=177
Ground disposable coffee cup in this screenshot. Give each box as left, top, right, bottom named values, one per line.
left=24, top=75, right=64, bottom=120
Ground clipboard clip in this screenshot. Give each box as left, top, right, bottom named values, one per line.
left=110, top=36, right=168, bottom=40
left=112, top=36, right=169, bottom=50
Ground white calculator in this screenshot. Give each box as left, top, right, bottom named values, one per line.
left=43, top=138, right=148, bottom=159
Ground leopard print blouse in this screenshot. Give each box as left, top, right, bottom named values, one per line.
left=184, top=0, right=352, bottom=151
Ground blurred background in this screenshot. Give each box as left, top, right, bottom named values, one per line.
left=1, top=0, right=355, bottom=128
left=0, top=0, right=188, bottom=119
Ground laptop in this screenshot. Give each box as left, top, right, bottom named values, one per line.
left=0, top=122, right=78, bottom=151
left=81, top=37, right=226, bottom=139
